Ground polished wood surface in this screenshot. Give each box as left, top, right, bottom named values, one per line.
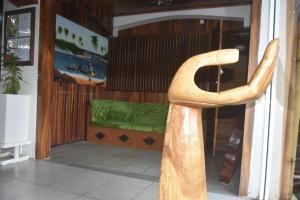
left=8, top=0, right=37, bottom=7
left=168, top=39, right=279, bottom=108
left=36, top=0, right=56, bottom=159
left=159, top=39, right=279, bottom=200
left=159, top=104, right=206, bottom=200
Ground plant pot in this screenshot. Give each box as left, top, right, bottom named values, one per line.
left=0, top=94, right=30, bottom=165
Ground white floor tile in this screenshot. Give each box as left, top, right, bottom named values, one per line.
left=0, top=179, right=41, bottom=200
left=13, top=187, right=77, bottom=200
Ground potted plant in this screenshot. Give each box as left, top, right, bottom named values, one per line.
left=1, top=52, right=22, bottom=94
left=0, top=50, right=30, bottom=165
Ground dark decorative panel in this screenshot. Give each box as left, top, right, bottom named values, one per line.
left=107, top=32, right=211, bottom=92
left=96, top=132, right=106, bottom=140
left=119, top=134, right=129, bottom=142
left=143, top=137, right=155, bottom=145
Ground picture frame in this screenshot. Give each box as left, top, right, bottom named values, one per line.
left=4, top=7, right=35, bottom=66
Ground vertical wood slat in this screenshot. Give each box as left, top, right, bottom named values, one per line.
left=51, top=82, right=170, bottom=146
left=106, top=32, right=211, bottom=92
left=52, top=32, right=211, bottom=146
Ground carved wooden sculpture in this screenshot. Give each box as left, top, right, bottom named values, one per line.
left=159, top=39, right=279, bottom=200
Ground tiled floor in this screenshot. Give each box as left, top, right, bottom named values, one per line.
left=50, top=142, right=241, bottom=197
left=0, top=159, right=245, bottom=200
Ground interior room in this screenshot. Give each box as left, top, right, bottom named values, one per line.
left=46, top=0, right=251, bottom=197
left=1, top=0, right=296, bottom=200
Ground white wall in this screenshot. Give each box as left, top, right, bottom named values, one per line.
left=113, top=5, right=251, bottom=36
left=0, top=0, right=40, bottom=158
left=248, top=0, right=288, bottom=199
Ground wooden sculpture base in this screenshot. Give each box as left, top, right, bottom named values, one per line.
left=159, top=104, right=206, bottom=200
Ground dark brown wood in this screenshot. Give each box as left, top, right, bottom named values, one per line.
left=50, top=0, right=118, bottom=146
left=51, top=82, right=169, bottom=146
left=56, top=0, right=113, bottom=36
left=8, top=0, right=37, bottom=7
left=36, top=0, right=56, bottom=159
left=113, top=0, right=251, bottom=16
left=220, top=115, right=244, bottom=183
left=87, top=105, right=164, bottom=151
left=240, top=0, right=262, bottom=195
left=107, top=32, right=211, bottom=92
left=4, top=7, right=35, bottom=65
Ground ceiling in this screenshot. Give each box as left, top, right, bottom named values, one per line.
left=7, top=0, right=252, bottom=16
left=109, top=0, right=252, bottom=16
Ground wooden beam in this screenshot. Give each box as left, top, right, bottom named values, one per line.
left=280, top=0, right=298, bottom=199
left=113, top=0, right=251, bottom=16
left=36, top=0, right=56, bottom=159
left=239, top=0, right=262, bottom=196
left=8, top=0, right=37, bottom=7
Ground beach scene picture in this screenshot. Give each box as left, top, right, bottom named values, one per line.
left=54, top=15, right=108, bottom=86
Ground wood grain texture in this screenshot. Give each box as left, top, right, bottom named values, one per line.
left=113, top=0, right=251, bottom=16
left=168, top=39, right=279, bottom=108
left=118, top=19, right=221, bottom=36
left=36, top=0, right=56, bottom=159
left=87, top=126, right=164, bottom=151
left=56, top=0, right=113, bottom=36
left=8, top=0, right=37, bottom=7
left=280, top=1, right=298, bottom=198
left=51, top=82, right=168, bottom=146
left=159, top=104, right=206, bottom=200
left=50, top=0, right=113, bottom=145
left=159, top=39, right=279, bottom=200
left=239, top=0, right=262, bottom=195
left=107, top=32, right=211, bottom=92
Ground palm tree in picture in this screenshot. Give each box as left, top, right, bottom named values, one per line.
left=72, top=33, right=76, bottom=41
left=78, top=36, right=83, bottom=46
left=90, top=35, right=99, bottom=50
left=64, top=27, right=69, bottom=39
left=57, top=26, right=63, bottom=36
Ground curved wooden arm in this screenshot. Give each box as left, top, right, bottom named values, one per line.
left=168, top=39, right=279, bottom=108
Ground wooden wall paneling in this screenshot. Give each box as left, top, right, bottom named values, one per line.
left=239, top=0, right=262, bottom=195
left=215, top=21, right=249, bottom=152
left=113, top=0, right=251, bottom=16
left=56, top=0, right=113, bottom=36
left=204, top=21, right=220, bottom=154
left=212, top=20, right=223, bottom=156
left=50, top=0, right=113, bottom=147
left=8, top=0, right=37, bottom=7
left=280, top=0, right=299, bottom=198
left=36, top=0, right=56, bottom=159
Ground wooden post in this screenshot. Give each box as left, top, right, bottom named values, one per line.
left=36, top=0, right=56, bottom=159
left=159, top=104, right=206, bottom=200
left=159, top=40, right=279, bottom=200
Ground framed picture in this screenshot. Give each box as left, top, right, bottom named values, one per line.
left=4, top=7, right=35, bottom=66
